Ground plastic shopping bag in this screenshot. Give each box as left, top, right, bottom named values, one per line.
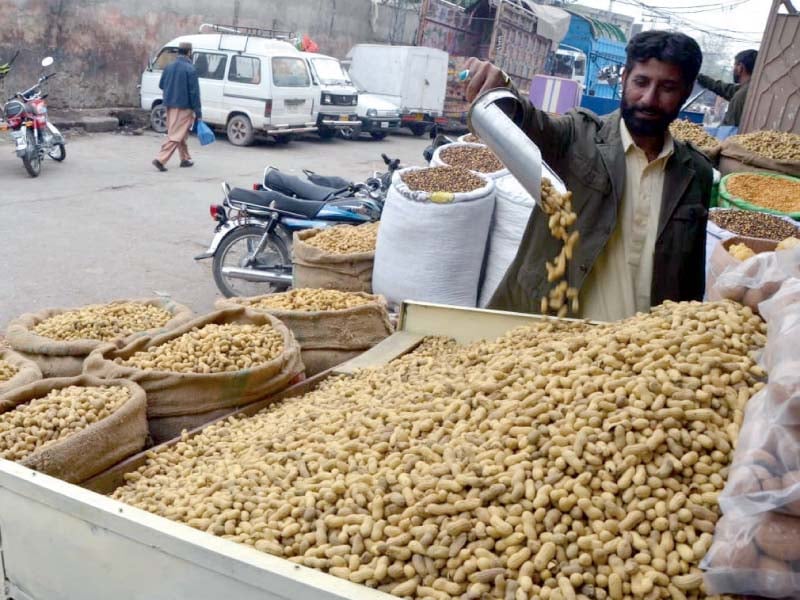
left=196, top=120, right=215, bottom=146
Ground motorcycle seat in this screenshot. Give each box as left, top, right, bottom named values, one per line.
left=229, top=187, right=325, bottom=219
left=264, top=169, right=342, bottom=202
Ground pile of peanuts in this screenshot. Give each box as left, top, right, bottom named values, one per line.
left=32, top=302, right=172, bottom=342
left=725, top=173, right=800, bottom=214
left=114, top=299, right=765, bottom=600
left=540, top=179, right=580, bottom=317
left=304, top=223, right=380, bottom=255
left=727, top=243, right=756, bottom=261
left=730, top=130, right=800, bottom=161
left=114, top=323, right=284, bottom=374
left=440, top=145, right=504, bottom=174
left=241, top=289, right=377, bottom=312
left=668, top=120, right=720, bottom=154
left=402, top=167, right=486, bottom=194
left=462, top=134, right=481, bottom=144
left=0, top=359, right=18, bottom=382
left=0, top=385, right=130, bottom=461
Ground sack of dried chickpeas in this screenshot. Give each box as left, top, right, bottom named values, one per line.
left=292, top=223, right=378, bottom=293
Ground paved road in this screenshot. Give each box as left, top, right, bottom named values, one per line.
left=0, top=129, right=431, bottom=329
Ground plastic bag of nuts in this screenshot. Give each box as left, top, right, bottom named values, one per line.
left=5, top=298, right=194, bottom=378
left=702, top=512, right=800, bottom=598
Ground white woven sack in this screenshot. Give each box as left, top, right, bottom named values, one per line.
left=430, top=142, right=509, bottom=180
left=373, top=168, right=495, bottom=308
left=703, top=208, right=799, bottom=287
left=478, top=169, right=567, bottom=307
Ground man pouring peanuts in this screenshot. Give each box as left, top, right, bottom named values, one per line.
left=464, top=31, right=713, bottom=321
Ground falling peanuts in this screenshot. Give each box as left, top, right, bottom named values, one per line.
left=539, top=178, right=580, bottom=317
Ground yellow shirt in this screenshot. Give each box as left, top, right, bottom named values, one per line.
left=579, top=118, right=674, bottom=321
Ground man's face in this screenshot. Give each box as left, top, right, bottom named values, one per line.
left=621, top=59, right=689, bottom=137
left=733, top=62, right=743, bottom=84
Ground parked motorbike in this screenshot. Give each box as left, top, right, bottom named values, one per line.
left=196, top=153, right=402, bottom=298
left=1, top=57, right=66, bottom=178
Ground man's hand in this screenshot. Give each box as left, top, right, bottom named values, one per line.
left=463, top=57, right=509, bottom=103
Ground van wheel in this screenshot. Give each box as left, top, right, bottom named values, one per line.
left=150, top=105, right=167, bottom=133
left=409, top=123, right=427, bottom=137
left=274, top=134, right=293, bottom=145
left=227, top=115, right=255, bottom=146
left=338, top=126, right=357, bottom=140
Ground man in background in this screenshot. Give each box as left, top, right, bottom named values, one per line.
left=152, top=41, right=202, bottom=172
left=697, top=49, right=757, bottom=127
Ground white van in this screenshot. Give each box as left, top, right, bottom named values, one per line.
left=301, top=52, right=359, bottom=139
left=140, top=25, right=318, bottom=146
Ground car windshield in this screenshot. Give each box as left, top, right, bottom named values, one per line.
left=312, top=58, right=350, bottom=85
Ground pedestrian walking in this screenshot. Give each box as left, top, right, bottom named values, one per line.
left=152, top=42, right=201, bottom=172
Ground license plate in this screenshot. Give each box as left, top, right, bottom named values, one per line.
left=14, top=136, right=26, bottom=149
left=381, top=121, right=389, bottom=128
left=413, top=113, right=424, bottom=121
left=284, top=99, right=306, bottom=114
left=340, top=115, right=349, bottom=122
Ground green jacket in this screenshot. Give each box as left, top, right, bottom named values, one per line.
left=489, top=101, right=713, bottom=314
left=697, top=74, right=749, bottom=127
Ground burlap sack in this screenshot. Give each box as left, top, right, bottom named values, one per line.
left=0, top=375, right=147, bottom=484
left=83, top=307, right=304, bottom=418
left=0, top=347, right=43, bottom=395
left=720, top=139, right=800, bottom=178
left=5, top=298, right=194, bottom=378
left=293, top=228, right=374, bottom=293
left=216, top=292, right=393, bottom=375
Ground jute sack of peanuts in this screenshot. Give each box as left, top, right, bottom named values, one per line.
left=216, top=289, right=394, bottom=376
left=292, top=225, right=377, bottom=293
left=0, top=347, right=43, bottom=395
left=5, top=298, right=194, bottom=378
left=83, top=307, right=304, bottom=420
left=719, top=131, right=800, bottom=178
left=0, top=375, right=147, bottom=483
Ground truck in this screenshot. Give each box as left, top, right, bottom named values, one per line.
left=558, top=9, right=627, bottom=103
left=344, top=44, right=448, bottom=137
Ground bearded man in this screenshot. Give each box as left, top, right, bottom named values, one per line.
left=464, top=31, right=712, bottom=321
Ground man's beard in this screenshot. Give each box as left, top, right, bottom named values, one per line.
left=620, top=93, right=680, bottom=137
left=733, top=71, right=741, bottom=84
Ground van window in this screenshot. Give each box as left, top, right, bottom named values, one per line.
left=194, top=52, right=227, bottom=80
left=229, top=56, right=261, bottom=85
left=272, top=57, right=310, bottom=88
left=154, top=47, right=179, bottom=70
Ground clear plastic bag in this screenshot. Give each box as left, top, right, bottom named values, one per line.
left=710, top=246, right=800, bottom=311
left=701, top=512, right=800, bottom=598
left=760, top=279, right=800, bottom=384
left=719, top=382, right=800, bottom=517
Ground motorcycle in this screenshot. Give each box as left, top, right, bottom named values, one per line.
left=196, top=153, right=402, bottom=298
left=1, top=57, right=66, bottom=178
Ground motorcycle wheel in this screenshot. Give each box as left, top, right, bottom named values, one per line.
left=22, top=131, right=41, bottom=178
left=48, top=143, right=66, bottom=162
left=212, top=225, right=291, bottom=298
